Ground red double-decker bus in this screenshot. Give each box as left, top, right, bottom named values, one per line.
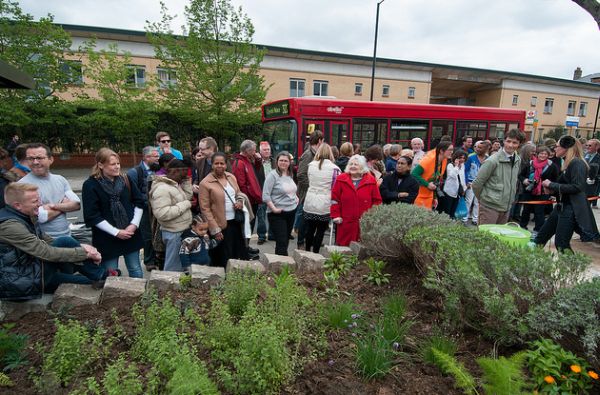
left=261, top=97, right=527, bottom=160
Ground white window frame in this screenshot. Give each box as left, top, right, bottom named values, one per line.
left=408, top=86, right=416, bottom=98
left=313, top=80, right=329, bottom=96
left=354, top=83, right=363, bottom=96
left=530, top=96, right=537, bottom=107
left=157, top=68, right=177, bottom=89
left=544, top=98, right=554, bottom=114
left=289, top=78, right=305, bottom=97
left=126, top=65, right=146, bottom=88
left=382, top=85, right=390, bottom=97
left=567, top=100, right=576, bottom=116
left=512, top=95, right=519, bottom=106
left=579, top=102, right=588, bottom=117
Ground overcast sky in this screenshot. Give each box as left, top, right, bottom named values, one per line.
left=18, top=0, right=600, bottom=80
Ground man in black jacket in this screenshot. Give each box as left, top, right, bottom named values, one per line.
left=585, top=139, right=600, bottom=208
left=379, top=156, right=419, bottom=204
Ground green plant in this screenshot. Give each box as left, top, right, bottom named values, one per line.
left=355, top=326, right=395, bottom=380
left=323, top=300, right=360, bottom=330
left=0, top=372, right=14, bottom=387
left=179, top=273, right=192, bottom=288
left=379, top=315, right=412, bottom=345
left=39, top=320, right=106, bottom=386
left=382, top=293, right=408, bottom=320
left=406, top=223, right=590, bottom=345
left=419, top=333, right=458, bottom=365
left=476, top=352, right=528, bottom=395
left=324, top=251, right=356, bottom=276
left=429, top=348, right=478, bottom=395
left=222, top=270, right=263, bottom=318
left=363, top=257, right=391, bottom=286
left=0, top=323, right=28, bottom=371
left=166, top=354, right=219, bottom=395
left=527, top=277, right=600, bottom=368
left=102, top=355, right=143, bottom=395
left=526, top=338, right=597, bottom=394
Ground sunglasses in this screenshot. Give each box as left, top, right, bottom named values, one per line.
left=160, top=139, right=171, bottom=143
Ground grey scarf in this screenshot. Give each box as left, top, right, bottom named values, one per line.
left=98, top=176, right=130, bottom=229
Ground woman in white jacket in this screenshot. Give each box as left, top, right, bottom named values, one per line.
left=303, top=143, right=340, bottom=253
left=442, top=150, right=468, bottom=219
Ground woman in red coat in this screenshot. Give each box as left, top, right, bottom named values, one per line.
left=331, top=154, right=382, bottom=246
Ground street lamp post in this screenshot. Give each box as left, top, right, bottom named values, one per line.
left=370, top=0, right=385, bottom=101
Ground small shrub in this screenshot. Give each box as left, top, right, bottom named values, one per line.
left=360, top=203, right=454, bottom=264
left=527, top=277, right=600, bottom=368
left=526, top=338, right=597, bottom=394
left=382, top=293, right=408, bottom=320
left=324, top=252, right=357, bottom=276
left=0, top=323, right=28, bottom=371
left=363, top=257, right=391, bottom=286
left=222, top=270, right=263, bottom=318
left=39, top=320, right=106, bottom=386
left=428, top=348, right=478, bottom=395
left=102, top=355, right=143, bottom=395
left=166, top=354, right=219, bottom=395
left=179, top=273, right=192, bottom=288
left=476, top=352, right=528, bottom=395
left=379, top=315, right=412, bottom=345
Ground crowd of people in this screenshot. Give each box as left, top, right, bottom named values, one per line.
left=1, top=129, right=600, bottom=300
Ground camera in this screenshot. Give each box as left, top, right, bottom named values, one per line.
left=525, top=179, right=537, bottom=192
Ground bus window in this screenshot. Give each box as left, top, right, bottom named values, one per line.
left=390, top=120, right=428, bottom=144
left=489, top=122, right=506, bottom=139
left=331, top=121, right=349, bottom=147
left=353, top=119, right=387, bottom=148
left=456, top=121, right=487, bottom=144
left=431, top=120, right=454, bottom=149
left=263, top=119, right=298, bottom=160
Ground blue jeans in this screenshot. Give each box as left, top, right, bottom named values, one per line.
left=44, top=237, right=106, bottom=292
left=256, top=203, right=274, bottom=241
left=101, top=250, right=143, bottom=278
left=162, top=230, right=183, bottom=272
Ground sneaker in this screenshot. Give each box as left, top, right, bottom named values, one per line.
left=257, top=239, right=266, bottom=245
left=472, top=221, right=478, bottom=226
left=297, top=242, right=305, bottom=249
left=145, top=264, right=158, bottom=272
left=247, top=246, right=259, bottom=254
left=91, top=280, right=105, bottom=289
left=288, top=234, right=295, bottom=240
left=107, top=268, right=122, bottom=277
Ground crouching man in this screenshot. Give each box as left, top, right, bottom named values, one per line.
left=0, top=183, right=105, bottom=300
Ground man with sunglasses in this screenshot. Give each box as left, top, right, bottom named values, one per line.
left=156, top=131, right=183, bottom=160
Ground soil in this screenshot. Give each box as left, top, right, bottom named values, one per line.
left=0, top=261, right=548, bottom=394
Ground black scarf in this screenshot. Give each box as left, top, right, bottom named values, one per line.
left=98, top=176, right=130, bottom=229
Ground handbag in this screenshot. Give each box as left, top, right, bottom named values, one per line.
left=457, top=173, right=465, bottom=197
left=218, top=177, right=245, bottom=224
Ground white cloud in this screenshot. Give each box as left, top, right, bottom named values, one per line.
left=17, top=0, right=600, bottom=79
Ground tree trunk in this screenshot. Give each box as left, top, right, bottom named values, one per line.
left=572, top=0, right=600, bottom=29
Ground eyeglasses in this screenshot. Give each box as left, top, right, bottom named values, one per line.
left=160, top=139, right=171, bottom=143
left=26, top=156, right=48, bottom=162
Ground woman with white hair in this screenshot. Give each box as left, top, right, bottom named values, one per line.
left=330, top=155, right=382, bottom=246
left=411, top=138, right=426, bottom=170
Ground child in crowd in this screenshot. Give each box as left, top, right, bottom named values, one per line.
left=179, top=215, right=219, bottom=272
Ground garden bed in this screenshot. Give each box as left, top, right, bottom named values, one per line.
left=2, top=261, right=498, bottom=395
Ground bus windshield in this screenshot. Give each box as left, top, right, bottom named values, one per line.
left=262, top=119, right=298, bottom=160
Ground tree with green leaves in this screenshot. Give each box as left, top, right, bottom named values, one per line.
left=0, top=0, right=73, bottom=131
left=146, top=0, right=268, bottom=142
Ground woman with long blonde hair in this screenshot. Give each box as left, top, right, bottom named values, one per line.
left=83, top=148, right=145, bottom=277
left=535, top=136, right=599, bottom=251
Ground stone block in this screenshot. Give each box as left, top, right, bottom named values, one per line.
left=350, top=241, right=373, bottom=259
left=52, top=284, right=101, bottom=310
left=292, top=249, right=326, bottom=272
left=259, top=253, right=297, bottom=272
left=191, top=265, right=225, bottom=287
left=101, top=277, right=147, bottom=301
left=149, top=270, right=183, bottom=291
left=322, top=245, right=353, bottom=258
left=0, top=294, right=53, bottom=321
left=226, top=259, right=266, bottom=273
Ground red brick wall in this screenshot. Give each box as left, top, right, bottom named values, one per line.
left=52, top=153, right=139, bottom=169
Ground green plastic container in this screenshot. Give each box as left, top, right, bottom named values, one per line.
left=478, top=223, right=531, bottom=248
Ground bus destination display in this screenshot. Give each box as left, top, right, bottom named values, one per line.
left=264, top=101, right=290, bottom=119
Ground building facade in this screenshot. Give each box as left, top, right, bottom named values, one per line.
left=59, top=24, right=600, bottom=142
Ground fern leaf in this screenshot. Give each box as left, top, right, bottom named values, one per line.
left=476, top=352, right=527, bottom=395
left=431, top=348, right=478, bottom=395
left=0, top=372, right=14, bottom=387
